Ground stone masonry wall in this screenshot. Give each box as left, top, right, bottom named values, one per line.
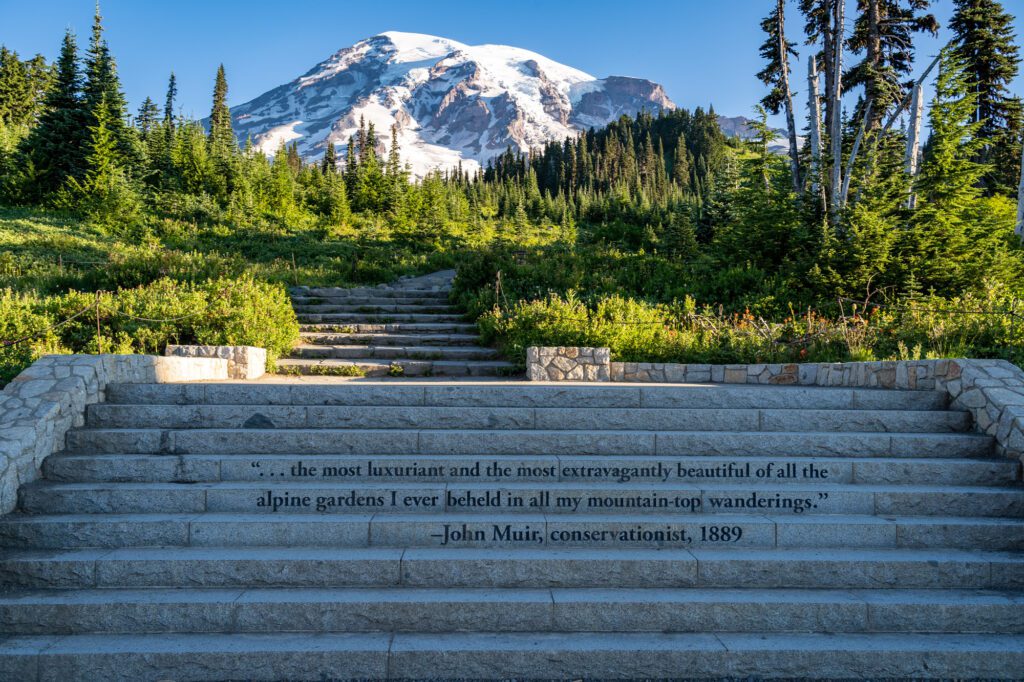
left=526, top=347, right=1024, bottom=463
left=526, top=346, right=610, bottom=382
left=0, top=354, right=228, bottom=515
left=166, top=345, right=267, bottom=380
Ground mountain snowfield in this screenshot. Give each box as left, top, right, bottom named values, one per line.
left=229, top=31, right=676, bottom=177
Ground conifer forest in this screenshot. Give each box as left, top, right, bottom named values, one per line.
left=0, top=1, right=1022, bottom=381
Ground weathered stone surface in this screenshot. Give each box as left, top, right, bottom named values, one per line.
left=165, top=345, right=266, bottom=380
left=0, top=354, right=229, bottom=515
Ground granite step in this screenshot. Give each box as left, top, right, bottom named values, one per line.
left=2, top=511, right=1021, bottom=550
left=2, top=546, right=1020, bottom=590
left=296, top=313, right=467, bottom=324
left=287, top=344, right=502, bottom=361
left=64, top=428, right=995, bottom=458
left=2, top=631, right=1023, bottom=680
left=293, top=304, right=459, bottom=315
left=83, top=404, right=971, bottom=433
left=293, top=288, right=449, bottom=299
left=101, top=383, right=951, bottom=411
left=274, top=358, right=518, bottom=377
left=299, top=323, right=481, bottom=335
left=300, top=332, right=484, bottom=347
left=19, top=481, right=1024, bottom=518
left=292, top=296, right=454, bottom=307
left=42, top=453, right=1023, bottom=487
left=1, top=586, right=1021, bottom=635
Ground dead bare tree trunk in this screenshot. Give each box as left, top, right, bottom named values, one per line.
left=905, top=83, right=924, bottom=209
left=841, top=100, right=871, bottom=208
left=776, top=0, right=802, bottom=194
left=829, top=0, right=845, bottom=226
left=808, top=55, right=825, bottom=209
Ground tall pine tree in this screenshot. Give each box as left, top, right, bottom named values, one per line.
left=82, top=3, right=135, bottom=167
left=950, top=0, right=1022, bottom=193
left=20, top=30, right=88, bottom=198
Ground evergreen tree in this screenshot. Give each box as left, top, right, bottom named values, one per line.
left=846, top=0, right=939, bottom=128
left=950, top=0, right=1022, bottom=193
left=163, top=72, right=177, bottom=127
left=909, top=49, right=989, bottom=292
left=207, top=64, right=234, bottom=153
left=321, top=139, right=337, bottom=173
left=20, top=30, right=88, bottom=198
left=0, top=48, right=31, bottom=125
left=135, top=97, right=159, bottom=139
left=61, top=92, right=140, bottom=227
left=82, top=3, right=135, bottom=166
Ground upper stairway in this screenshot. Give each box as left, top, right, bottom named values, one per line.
left=279, top=269, right=516, bottom=378
left=1, top=379, right=1022, bottom=679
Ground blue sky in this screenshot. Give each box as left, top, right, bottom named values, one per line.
left=1, top=0, right=1023, bottom=125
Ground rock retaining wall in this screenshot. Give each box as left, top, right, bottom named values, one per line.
left=0, top=354, right=228, bottom=515
left=166, top=345, right=266, bottom=380
left=526, top=347, right=1024, bottom=462
left=526, top=346, right=610, bottom=382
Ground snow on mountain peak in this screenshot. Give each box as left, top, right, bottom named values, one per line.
left=230, top=31, right=675, bottom=177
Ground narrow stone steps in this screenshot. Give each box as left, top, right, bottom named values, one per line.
left=2, top=511, right=1021, bottom=550
left=63, top=428, right=995, bottom=458
left=102, top=382, right=952, bottom=411
left=296, top=313, right=467, bottom=324
left=298, top=322, right=480, bottom=334
left=275, top=358, right=517, bottom=377
left=2, top=631, right=1023, bottom=680
left=19, top=480, right=1024, bottom=517
left=83, top=403, right=971, bottom=432
left=3, top=546, right=1020, bottom=590
left=293, top=288, right=450, bottom=299
left=293, top=304, right=459, bottom=314
left=300, top=332, right=484, bottom=346
left=42, top=453, right=1024, bottom=486
left=292, top=296, right=455, bottom=306
left=288, top=344, right=502, bottom=361
left=1, top=587, right=1021, bottom=635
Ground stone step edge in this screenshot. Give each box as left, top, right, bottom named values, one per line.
left=1, top=631, right=1022, bottom=681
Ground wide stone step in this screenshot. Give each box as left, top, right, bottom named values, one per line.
left=42, top=453, right=1024, bottom=487
left=297, top=313, right=467, bottom=324
left=2, top=631, right=1023, bottom=680
left=274, top=358, right=518, bottom=377
left=288, top=345, right=501, bottom=361
left=300, top=332, right=484, bottom=347
left=293, top=304, right=458, bottom=314
left=83, top=404, right=970, bottom=433
left=64, top=428, right=995, bottom=458
left=101, top=383, right=951, bottom=411
left=2, top=586, right=1021, bottom=636
left=2, top=546, right=1020, bottom=590
left=20, top=481, right=1024, bottom=517
left=1, top=512, right=1020, bottom=550
left=299, top=322, right=479, bottom=334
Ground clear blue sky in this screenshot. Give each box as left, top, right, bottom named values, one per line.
left=1, top=0, right=1022, bottom=125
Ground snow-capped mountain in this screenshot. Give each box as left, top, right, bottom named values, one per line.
left=229, top=31, right=675, bottom=177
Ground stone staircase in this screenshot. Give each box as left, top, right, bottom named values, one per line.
left=1, top=381, right=1023, bottom=679
left=279, top=270, right=516, bottom=378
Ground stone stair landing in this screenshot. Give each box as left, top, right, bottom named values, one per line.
left=280, top=270, right=516, bottom=378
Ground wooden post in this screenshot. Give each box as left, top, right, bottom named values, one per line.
left=1016, top=140, right=1024, bottom=241
left=905, top=83, right=924, bottom=209
left=95, top=291, right=103, bottom=355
